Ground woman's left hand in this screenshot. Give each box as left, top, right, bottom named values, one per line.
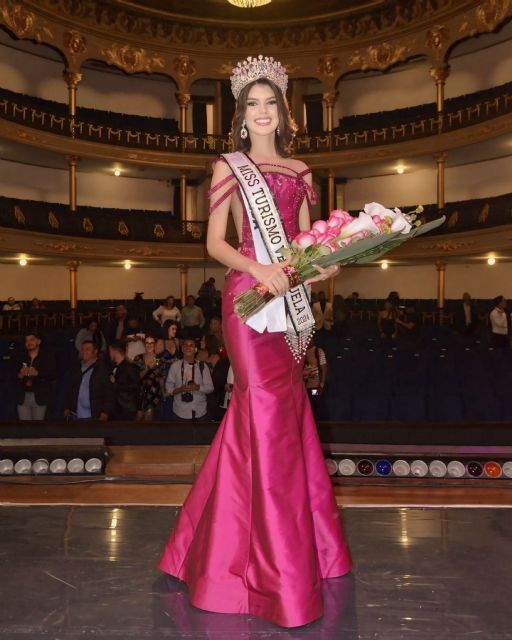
left=304, top=264, right=340, bottom=285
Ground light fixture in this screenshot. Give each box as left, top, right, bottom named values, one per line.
left=396, top=164, right=405, bottom=175
left=19, top=257, right=28, bottom=266
left=487, top=255, right=496, bottom=266
left=123, top=260, right=132, bottom=270
left=227, top=0, right=271, bottom=7
left=381, top=260, right=389, bottom=270
left=114, top=169, right=121, bottom=177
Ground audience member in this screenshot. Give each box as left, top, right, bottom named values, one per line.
left=75, top=318, right=107, bottom=354
left=203, top=335, right=230, bottom=420
left=165, top=338, right=214, bottom=420
left=133, top=335, right=166, bottom=421
left=203, top=316, right=226, bottom=358
left=64, top=341, right=114, bottom=421
left=490, top=296, right=509, bottom=348
left=378, top=299, right=399, bottom=339
left=156, top=320, right=182, bottom=366
left=398, top=302, right=419, bottom=340
left=312, top=291, right=333, bottom=331
left=347, top=291, right=360, bottom=307
left=3, top=297, right=22, bottom=311
left=15, top=331, right=57, bottom=420
left=125, top=317, right=146, bottom=361
left=332, top=294, right=348, bottom=335
left=198, top=277, right=216, bottom=300
left=108, top=340, right=141, bottom=420
left=153, top=296, right=181, bottom=326
left=29, top=298, right=45, bottom=310
left=455, top=292, right=478, bottom=335
left=108, top=304, right=129, bottom=341
left=181, top=294, right=205, bottom=339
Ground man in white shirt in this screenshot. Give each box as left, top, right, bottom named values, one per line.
left=165, top=338, right=214, bottom=419
left=181, top=295, right=205, bottom=340
left=312, top=290, right=333, bottom=331
left=490, top=295, right=509, bottom=348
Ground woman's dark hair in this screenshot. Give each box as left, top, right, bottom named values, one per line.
left=231, top=78, right=297, bottom=157
left=493, top=295, right=505, bottom=308
left=86, top=316, right=99, bottom=330
left=162, top=319, right=178, bottom=339
left=332, top=294, right=345, bottom=311
left=204, top=334, right=220, bottom=357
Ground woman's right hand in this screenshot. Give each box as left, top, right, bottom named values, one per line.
left=249, top=260, right=291, bottom=297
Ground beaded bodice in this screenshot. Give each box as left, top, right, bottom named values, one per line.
left=207, top=158, right=318, bottom=261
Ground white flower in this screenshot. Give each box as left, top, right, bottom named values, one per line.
left=339, top=212, right=380, bottom=239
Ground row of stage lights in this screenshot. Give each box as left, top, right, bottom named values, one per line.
left=16, top=256, right=133, bottom=269
left=325, top=457, right=512, bottom=479
left=0, top=457, right=103, bottom=475
left=380, top=254, right=497, bottom=270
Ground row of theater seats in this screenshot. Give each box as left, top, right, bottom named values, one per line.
left=317, top=327, right=512, bottom=422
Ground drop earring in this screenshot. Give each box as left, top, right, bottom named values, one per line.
left=240, top=120, right=248, bottom=140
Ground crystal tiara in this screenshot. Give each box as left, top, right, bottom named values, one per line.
left=230, top=55, right=288, bottom=100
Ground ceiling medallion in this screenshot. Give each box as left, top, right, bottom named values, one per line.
left=227, top=0, right=272, bottom=7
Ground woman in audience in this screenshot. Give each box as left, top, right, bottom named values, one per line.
left=74, top=318, right=107, bottom=355
left=378, top=298, right=399, bottom=339
left=134, top=334, right=166, bottom=421
left=152, top=295, right=181, bottom=326
left=156, top=320, right=182, bottom=366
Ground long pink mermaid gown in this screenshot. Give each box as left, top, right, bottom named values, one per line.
left=159, top=160, right=352, bottom=628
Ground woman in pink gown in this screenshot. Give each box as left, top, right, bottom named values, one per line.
left=159, top=56, right=352, bottom=628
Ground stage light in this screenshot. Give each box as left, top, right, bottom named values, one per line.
left=14, top=459, right=31, bottom=474
left=49, top=458, right=67, bottom=473
left=484, top=461, right=502, bottom=478
left=357, top=459, right=374, bottom=476
left=466, top=461, right=483, bottom=477
left=381, top=260, right=389, bottom=270
left=429, top=460, right=447, bottom=477
left=502, top=462, right=512, bottom=478
left=338, top=458, right=356, bottom=476
left=0, top=459, right=14, bottom=474
left=114, top=169, right=121, bottom=177
left=33, top=458, right=49, bottom=474
left=19, top=257, right=28, bottom=266
left=447, top=460, right=465, bottom=478
left=375, top=459, right=392, bottom=476
left=396, top=164, right=405, bottom=174
left=392, top=459, right=411, bottom=477
left=85, top=457, right=102, bottom=473
left=410, top=460, right=428, bottom=477
left=325, top=458, right=338, bottom=476
left=123, top=260, right=132, bottom=270
left=487, top=255, right=496, bottom=265
left=67, top=458, right=85, bottom=473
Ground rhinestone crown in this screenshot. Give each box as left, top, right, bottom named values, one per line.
left=230, top=55, right=288, bottom=100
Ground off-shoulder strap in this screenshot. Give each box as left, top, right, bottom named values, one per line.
left=207, top=156, right=238, bottom=215
left=297, top=168, right=319, bottom=208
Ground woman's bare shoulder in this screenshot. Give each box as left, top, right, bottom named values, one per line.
left=285, top=157, right=310, bottom=174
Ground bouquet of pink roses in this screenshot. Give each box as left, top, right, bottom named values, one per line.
left=234, top=202, right=444, bottom=322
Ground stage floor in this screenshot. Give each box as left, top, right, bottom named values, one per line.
left=1, top=506, right=511, bottom=639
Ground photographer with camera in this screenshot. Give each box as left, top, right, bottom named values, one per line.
left=165, top=338, right=213, bottom=420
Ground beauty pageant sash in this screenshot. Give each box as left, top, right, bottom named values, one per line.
left=222, top=151, right=315, bottom=358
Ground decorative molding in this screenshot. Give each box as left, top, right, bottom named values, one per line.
left=348, top=41, right=414, bottom=71
left=0, top=0, right=53, bottom=42
left=100, top=42, right=164, bottom=74
left=63, top=29, right=87, bottom=62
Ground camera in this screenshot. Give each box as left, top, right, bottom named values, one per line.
left=181, top=391, right=193, bottom=403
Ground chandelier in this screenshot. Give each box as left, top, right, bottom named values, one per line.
left=227, top=0, right=272, bottom=7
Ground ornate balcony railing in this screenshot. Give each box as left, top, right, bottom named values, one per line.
left=1, top=82, right=511, bottom=154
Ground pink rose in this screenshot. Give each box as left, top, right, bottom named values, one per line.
left=311, top=219, right=328, bottom=234
left=310, top=227, right=323, bottom=237
left=331, top=210, right=353, bottom=222
left=293, top=231, right=317, bottom=248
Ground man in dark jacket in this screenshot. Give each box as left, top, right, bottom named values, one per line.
left=16, top=331, right=57, bottom=420
left=64, top=341, right=114, bottom=420
left=108, top=340, right=140, bottom=420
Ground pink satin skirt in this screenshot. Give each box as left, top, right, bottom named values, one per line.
left=159, top=270, right=352, bottom=628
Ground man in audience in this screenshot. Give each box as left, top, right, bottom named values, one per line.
left=3, top=297, right=22, bottom=311
left=455, top=292, right=477, bottom=335
left=490, top=296, right=509, bottom=348
left=312, top=290, right=333, bottom=331
left=181, top=294, right=205, bottom=340
left=165, top=338, right=213, bottom=420
left=125, top=316, right=146, bottom=361
left=108, top=340, right=141, bottom=419
left=15, top=331, right=57, bottom=420
left=64, top=341, right=114, bottom=420
left=108, top=304, right=129, bottom=341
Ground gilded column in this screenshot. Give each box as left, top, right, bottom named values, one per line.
left=63, top=70, right=82, bottom=117
left=436, top=261, right=447, bottom=311
left=180, top=170, right=189, bottom=221
left=176, top=92, right=191, bottom=133
left=66, top=261, right=80, bottom=321
left=435, top=151, right=447, bottom=210
left=178, top=264, right=188, bottom=307
left=323, top=91, right=338, bottom=133
left=67, top=155, right=79, bottom=212
left=429, top=64, right=450, bottom=131
left=214, top=81, right=223, bottom=135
